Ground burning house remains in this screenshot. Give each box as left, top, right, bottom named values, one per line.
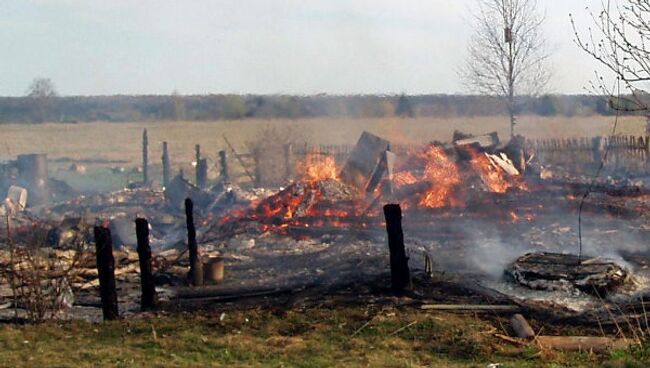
left=0, top=130, right=649, bottom=326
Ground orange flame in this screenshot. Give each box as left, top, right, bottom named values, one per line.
left=418, top=145, right=462, bottom=208
left=299, top=153, right=338, bottom=183
left=393, top=171, right=418, bottom=188
left=468, top=150, right=513, bottom=193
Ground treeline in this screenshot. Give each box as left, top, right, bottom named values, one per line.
left=0, top=94, right=616, bottom=123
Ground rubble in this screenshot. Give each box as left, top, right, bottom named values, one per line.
left=3, top=185, right=28, bottom=216
left=505, top=252, right=629, bottom=295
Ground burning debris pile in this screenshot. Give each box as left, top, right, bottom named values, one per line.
left=214, top=130, right=529, bottom=238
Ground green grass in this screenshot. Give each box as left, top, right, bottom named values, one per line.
left=0, top=307, right=646, bottom=367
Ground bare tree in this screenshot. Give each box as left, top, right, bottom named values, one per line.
left=571, top=1, right=650, bottom=111
left=462, top=0, right=551, bottom=138
left=26, top=77, right=58, bottom=123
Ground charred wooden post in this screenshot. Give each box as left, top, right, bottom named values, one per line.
left=93, top=226, right=119, bottom=320
left=195, top=144, right=201, bottom=187
left=185, top=198, right=203, bottom=286
left=135, top=218, right=158, bottom=311
left=196, top=159, right=208, bottom=189
left=383, top=204, right=411, bottom=294
left=142, top=129, right=149, bottom=185
left=16, top=153, right=49, bottom=206
left=162, top=141, right=171, bottom=188
left=218, top=150, right=229, bottom=183
left=284, top=144, right=294, bottom=181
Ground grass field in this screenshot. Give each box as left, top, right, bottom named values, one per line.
left=0, top=307, right=646, bottom=368
left=0, top=115, right=644, bottom=164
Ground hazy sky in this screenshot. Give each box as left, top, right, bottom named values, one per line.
left=0, top=0, right=603, bottom=96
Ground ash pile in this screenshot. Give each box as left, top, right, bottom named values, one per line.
left=505, top=252, right=629, bottom=295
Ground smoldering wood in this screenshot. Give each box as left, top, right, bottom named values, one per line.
left=164, top=175, right=212, bottom=210
left=185, top=198, right=203, bottom=286
left=142, top=129, right=149, bottom=185
left=505, top=252, right=628, bottom=296
left=135, top=218, right=158, bottom=311
left=16, top=153, right=49, bottom=206
left=162, top=141, right=171, bottom=188
left=383, top=204, right=411, bottom=294
left=93, top=226, right=119, bottom=320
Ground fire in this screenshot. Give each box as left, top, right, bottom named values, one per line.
left=467, top=149, right=527, bottom=193
left=393, top=171, right=418, bottom=188
left=468, top=150, right=512, bottom=193
left=418, top=145, right=462, bottom=208
left=299, top=153, right=338, bottom=183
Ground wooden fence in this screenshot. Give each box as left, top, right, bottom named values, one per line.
left=527, top=135, right=650, bottom=174
left=166, top=135, right=650, bottom=187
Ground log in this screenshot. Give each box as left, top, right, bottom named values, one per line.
left=420, top=304, right=520, bottom=312
left=135, top=218, right=158, bottom=311
left=94, top=226, right=119, bottom=320
left=535, top=336, right=632, bottom=352
left=185, top=198, right=203, bottom=286
left=383, top=204, right=411, bottom=294
left=510, top=314, right=535, bottom=339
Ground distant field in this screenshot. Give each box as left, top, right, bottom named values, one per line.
left=0, top=115, right=643, bottom=164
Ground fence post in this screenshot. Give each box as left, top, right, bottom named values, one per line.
left=142, top=129, right=149, bottom=185
left=383, top=204, right=411, bottom=295
left=162, top=141, right=170, bottom=188
left=196, top=158, right=208, bottom=189
left=195, top=144, right=202, bottom=187
left=135, top=218, right=158, bottom=311
left=218, top=150, right=229, bottom=183
left=94, top=226, right=119, bottom=320
left=185, top=198, right=203, bottom=286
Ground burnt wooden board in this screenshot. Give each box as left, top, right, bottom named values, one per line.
left=339, top=132, right=390, bottom=191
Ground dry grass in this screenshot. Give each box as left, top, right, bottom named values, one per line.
left=0, top=115, right=642, bottom=165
